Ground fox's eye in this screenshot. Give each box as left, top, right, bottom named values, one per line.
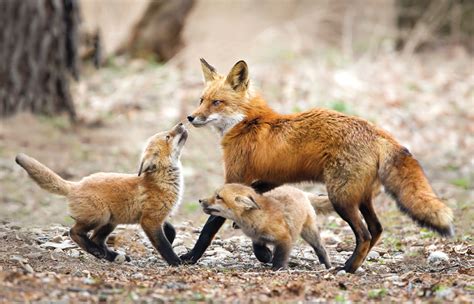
left=166, top=135, right=170, bottom=140
left=212, top=100, right=222, bottom=106
left=216, top=194, right=222, bottom=200
left=199, top=98, right=203, bottom=105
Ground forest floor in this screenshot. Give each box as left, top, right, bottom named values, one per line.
left=1, top=46, right=473, bottom=302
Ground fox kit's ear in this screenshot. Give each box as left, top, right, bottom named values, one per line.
left=200, top=58, right=218, bottom=83
left=138, top=157, right=157, bottom=176
left=235, top=195, right=259, bottom=210
left=226, top=60, right=249, bottom=91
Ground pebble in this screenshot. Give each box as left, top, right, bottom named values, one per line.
left=173, top=245, right=187, bottom=255
left=26, top=252, right=43, bottom=259
left=69, top=249, right=80, bottom=258
left=336, top=270, right=347, bottom=276
left=367, top=251, right=380, bottom=261
left=50, top=235, right=63, bottom=243
left=114, top=253, right=127, bottom=263
left=427, top=251, right=449, bottom=265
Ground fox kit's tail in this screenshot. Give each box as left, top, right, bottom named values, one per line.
left=306, top=193, right=334, bottom=215
left=15, top=153, right=72, bottom=196
left=379, top=146, right=454, bottom=236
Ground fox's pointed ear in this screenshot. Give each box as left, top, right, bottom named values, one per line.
left=138, top=157, right=157, bottom=176
left=200, top=58, right=218, bottom=83
left=226, top=60, right=249, bottom=91
left=235, top=195, right=260, bottom=210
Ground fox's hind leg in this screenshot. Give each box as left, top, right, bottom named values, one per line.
left=359, top=197, right=383, bottom=250
left=252, top=241, right=272, bottom=263
left=70, top=222, right=118, bottom=262
left=141, top=215, right=181, bottom=266
left=301, top=221, right=331, bottom=269
left=163, top=221, right=176, bottom=244
left=91, top=223, right=130, bottom=262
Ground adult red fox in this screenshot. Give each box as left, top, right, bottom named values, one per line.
left=16, top=123, right=188, bottom=266
left=200, top=184, right=332, bottom=270
left=183, top=59, right=454, bottom=273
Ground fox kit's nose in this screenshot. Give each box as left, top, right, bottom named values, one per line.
left=187, top=116, right=195, bottom=122
left=198, top=199, right=203, bottom=204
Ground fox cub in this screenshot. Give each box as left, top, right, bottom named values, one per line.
left=16, top=123, right=188, bottom=266
left=200, top=184, right=333, bottom=270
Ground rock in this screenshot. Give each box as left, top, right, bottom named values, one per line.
left=21, top=263, right=34, bottom=274
left=367, top=251, right=380, bottom=261
left=41, top=240, right=76, bottom=250
left=50, top=235, right=63, bottom=243
left=173, top=245, right=187, bottom=255
left=336, top=270, right=347, bottom=276
left=25, top=252, right=43, bottom=259
left=428, top=251, right=449, bottom=265
left=69, top=249, right=80, bottom=258
left=114, top=253, right=127, bottom=263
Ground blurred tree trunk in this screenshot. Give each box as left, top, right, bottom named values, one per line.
left=0, top=0, right=79, bottom=120
left=125, top=0, right=195, bottom=61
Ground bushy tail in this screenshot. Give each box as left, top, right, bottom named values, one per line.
left=15, top=153, right=72, bottom=196
left=379, top=147, right=454, bottom=236
left=306, top=193, right=334, bottom=215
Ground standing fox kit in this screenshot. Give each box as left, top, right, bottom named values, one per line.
left=16, top=123, right=188, bottom=266
left=183, top=59, right=454, bottom=273
left=200, top=184, right=333, bottom=270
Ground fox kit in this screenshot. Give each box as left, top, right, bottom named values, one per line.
left=183, top=59, right=455, bottom=273
left=15, top=123, right=188, bottom=266
left=200, top=184, right=332, bottom=270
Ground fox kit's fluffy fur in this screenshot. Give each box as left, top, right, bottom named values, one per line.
left=16, top=123, right=188, bottom=266
left=183, top=59, right=454, bottom=273
left=200, top=184, right=332, bottom=270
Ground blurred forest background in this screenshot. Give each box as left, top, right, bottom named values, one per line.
left=0, top=0, right=473, bottom=302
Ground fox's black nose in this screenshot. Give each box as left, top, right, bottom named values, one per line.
left=198, top=199, right=203, bottom=204
left=187, top=116, right=195, bottom=122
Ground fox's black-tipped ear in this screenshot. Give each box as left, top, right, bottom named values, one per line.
left=235, top=195, right=259, bottom=210
left=138, top=158, right=157, bottom=176
left=200, top=58, right=218, bottom=83
left=226, top=60, right=249, bottom=91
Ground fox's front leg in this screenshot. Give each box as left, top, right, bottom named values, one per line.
left=141, top=216, right=181, bottom=266
left=271, top=239, right=292, bottom=271
left=252, top=241, right=272, bottom=263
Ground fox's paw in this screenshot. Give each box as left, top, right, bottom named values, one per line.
left=179, top=252, right=198, bottom=264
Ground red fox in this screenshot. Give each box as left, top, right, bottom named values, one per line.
left=183, top=59, right=454, bottom=273
left=200, top=184, right=333, bottom=270
left=15, top=123, right=188, bottom=266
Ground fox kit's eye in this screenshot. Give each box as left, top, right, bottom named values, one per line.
left=212, top=100, right=222, bottom=106
left=216, top=194, right=222, bottom=200
left=166, top=135, right=170, bottom=140
left=199, top=98, right=203, bottom=105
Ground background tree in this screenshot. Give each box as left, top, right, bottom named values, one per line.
left=0, top=0, right=79, bottom=120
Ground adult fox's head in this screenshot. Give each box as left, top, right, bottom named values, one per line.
left=187, top=59, right=251, bottom=135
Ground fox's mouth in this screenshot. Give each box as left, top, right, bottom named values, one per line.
left=190, top=118, right=217, bottom=127
left=202, top=207, right=219, bottom=215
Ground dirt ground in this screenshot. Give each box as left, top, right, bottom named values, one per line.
left=1, top=45, right=473, bottom=302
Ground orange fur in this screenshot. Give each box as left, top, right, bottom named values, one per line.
left=16, top=123, right=188, bottom=265
left=188, top=59, right=454, bottom=273
left=200, top=184, right=331, bottom=270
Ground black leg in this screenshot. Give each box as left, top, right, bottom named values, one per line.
left=250, top=180, right=279, bottom=194
left=163, top=221, right=176, bottom=244
left=180, top=215, right=226, bottom=264
left=272, top=241, right=291, bottom=270
left=70, top=222, right=117, bottom=262
left=141, top=223, right=181, bottom=266
left=252, top=241, right=272, bottom=263
left=91, top=223, right=131, bottom=262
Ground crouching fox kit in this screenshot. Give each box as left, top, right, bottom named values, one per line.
left=15, top=123, right=188, bottom=266
left=200, top=184, right=333, bottom=270
left=183, top=59, right=455, bottom=273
